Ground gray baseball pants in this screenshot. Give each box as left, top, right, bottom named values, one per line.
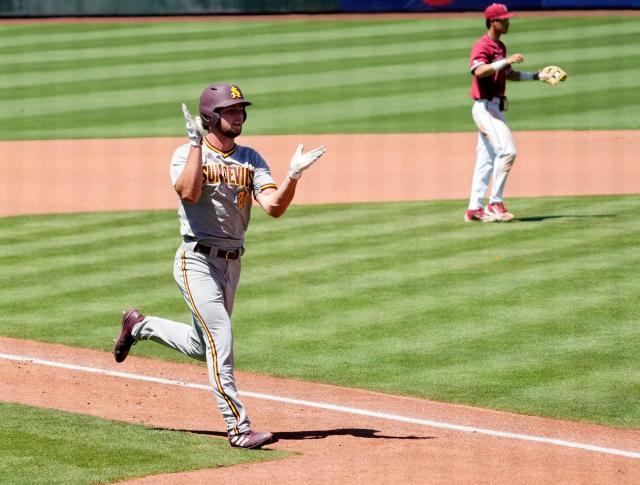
left=131, top=242, right=250, bottom=435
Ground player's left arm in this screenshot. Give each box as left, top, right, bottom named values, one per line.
left=255, top=179, right=297, bottom=219
left=256, top=144, right=326, bottom=218
left=509, top=65, right=567, bottom=84
left=507, top=69, right=538, bottom=81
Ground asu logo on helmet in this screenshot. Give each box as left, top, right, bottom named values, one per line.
left=230, top=85, right=243, bottom=99
left=199, top=83, right=252, bottom=129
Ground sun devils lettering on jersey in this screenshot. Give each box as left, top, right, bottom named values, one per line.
left=170, top=138, right=277, bottom=249
left=202, top=161, right=253, bottom=188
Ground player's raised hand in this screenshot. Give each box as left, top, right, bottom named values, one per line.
left=182, top=103, right=204, bottom=147
left=288, top=144, right=327, bottom=180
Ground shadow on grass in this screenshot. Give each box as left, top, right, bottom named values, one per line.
left=165, top=427, right=433, bottom=442
left=515, top=214, right=616, bottom=222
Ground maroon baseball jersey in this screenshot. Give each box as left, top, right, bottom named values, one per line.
left=469, top=34, right=511, bottom=100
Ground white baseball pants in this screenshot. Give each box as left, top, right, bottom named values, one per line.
left=132, top=242, right=250, bottom=435
left=468, top=98, right=517, bottom=210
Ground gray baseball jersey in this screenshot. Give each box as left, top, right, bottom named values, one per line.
left=170, top=139, right=277, bottom=249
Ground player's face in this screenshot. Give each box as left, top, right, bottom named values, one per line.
left=493, top=18, right=510, bottom=34
left=218, top=104, right=246, bottom=138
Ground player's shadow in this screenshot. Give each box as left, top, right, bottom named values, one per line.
left=273, top=428, right=433, bottom=441
left=163, top=427, right=433, bottom=442
left=515, top=214, right=616, bottom=222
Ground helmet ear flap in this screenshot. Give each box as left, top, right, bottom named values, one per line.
left=210, top=111, right=220, bottom=128
left=200, top=107, right=246, bottom=129
left=200, top=111, right=220, bottom=131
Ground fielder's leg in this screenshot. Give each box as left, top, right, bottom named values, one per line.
left=466, top=100, right=499, bottom=222
left=471, top=99, right=516, bottom=221
left=468, top=131, right=495, bottom=211
left=485, top=115, right=516, bottom=205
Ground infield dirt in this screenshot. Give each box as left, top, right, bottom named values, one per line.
left=1, top=131, right=638, bottom=217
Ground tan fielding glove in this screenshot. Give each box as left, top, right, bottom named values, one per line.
left=539, top=65, right=568, bottom=86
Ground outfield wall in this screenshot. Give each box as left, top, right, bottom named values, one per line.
left=0, top=0, right=637, bottom=17
left=343, top=0, right=640, bottom=12
left=0, top=0, right=340, bottom=17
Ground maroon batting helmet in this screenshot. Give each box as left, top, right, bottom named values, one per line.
left=199, top=83, right=252, bottom=130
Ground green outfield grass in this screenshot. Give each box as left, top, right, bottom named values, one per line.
left=0, top=15, right=639, bottom=139
left=1, top=195, right=638, bottom=429
left=0, top=402, right=285, bottom=484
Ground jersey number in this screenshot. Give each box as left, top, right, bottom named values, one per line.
left=237, top=191, right=250, bottom=209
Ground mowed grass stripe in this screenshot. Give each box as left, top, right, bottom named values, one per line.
left=1, top=61, right=639, bottom=134
left=238, top=227, right=638, bottom=321
left=2, top=16, right=636, bottom=76
left=0, top=233, right=178, bottom=280
left=1, top=196, right=638, bottom=426
left=253, top=69, right=640, bottom=132
left=503, top=16, right=640, bottom=44
left=1, top=23, right=471, bottom=79
left=2, top=39, right=639, bottom=122
left=0, top=215, right=177, bottom=257
left=244, top=232, right=640, bottom=297
left=0, top=22, right=480, bottom=98
left=0, top=20, right=280, bottom=50
left=2, top=14, right=636, bottom=58
left=0, top=34, right=475, bottom=92
left=0, top=20, right=452, bottom=64
left=0, top=57, right=472, bottom=119
left=3, top=24, right=638, bottom=97
left=3, top=273, right=171, bottom=313
left=26, top=19, right=468, bottom=57
left=1, top=17, right=639, bottom=137
left=0, top=50, right=471, bottom=108
left=0, top=19, right=631, bottom=87
left=0, top=21, right=478, bottom=78
left=0, top=84, right=633, bottom=138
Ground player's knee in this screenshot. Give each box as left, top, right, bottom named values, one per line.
left=188, top=337, right=207, bottom=361
left=192, top=348, right=207, bottom=362
left=502, top=150, right=516, bottom=171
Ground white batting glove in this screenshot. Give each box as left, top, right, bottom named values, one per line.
left=288, top=144, right=327, bottom=180
left=182, top=102, right=204, bottom=147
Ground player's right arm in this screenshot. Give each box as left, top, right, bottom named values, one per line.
left=174, top=103, right=204, bottom=203
left=473, top=53, right=524, bottom=78
left=174, top=146, right=203, bottom=203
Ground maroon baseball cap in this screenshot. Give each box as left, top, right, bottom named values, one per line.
left=484, top=3, right=515, bottom=20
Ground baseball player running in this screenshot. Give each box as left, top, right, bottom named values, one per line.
left=113, top=83, right=326, bottom=449
left=465, top=3, right=567, bottom=222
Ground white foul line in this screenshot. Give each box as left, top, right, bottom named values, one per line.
left=2, top=352, right=639, bottom=460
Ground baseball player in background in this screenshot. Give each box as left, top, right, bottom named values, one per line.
left=113, top=83, right=326, bottom=449
left=465, top=3, right=567, bottom=222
